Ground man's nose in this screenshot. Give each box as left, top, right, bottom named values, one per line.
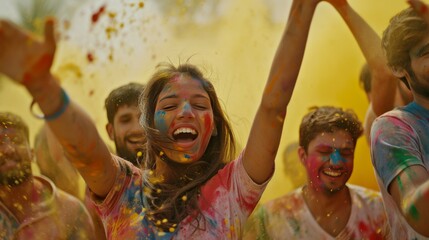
left=329, top=149, right=345, bottom=165
left=130, top=117, right=144, bottom=133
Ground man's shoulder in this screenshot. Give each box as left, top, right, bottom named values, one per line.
left=348, top=184, right=380, bottom=194
left=377, top=107, right=407, bottom=120
left=262, top=188, right=304, bottom=212
left=372, top=107, right=418, bottom=136
left=348, top=184, right=383, bottom=205
left=375, top=105, right=422, bottom=124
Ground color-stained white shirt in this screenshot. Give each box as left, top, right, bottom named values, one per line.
left=93, top=153, right=269, bottom=239
left=244, top=184, right=389, bottom=240
left=371, top=102, right=429, bottom=240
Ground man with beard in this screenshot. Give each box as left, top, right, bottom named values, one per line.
left=0, top=112, right=95, bottom=239
left=104, top=82, right=146, bottom=166
left=370, top=0, right=429, bottom=238
left=244, top=106, right=390, bottom=239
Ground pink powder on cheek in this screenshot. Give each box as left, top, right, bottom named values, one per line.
left=305, top=155, right=323, bottom=189
left=202, top=113, right=213, bottom=140
left=170, top=121, right=176, bottom=131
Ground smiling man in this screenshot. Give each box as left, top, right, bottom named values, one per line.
left=105, top=82, right=146, bottom=166
left=244, top=106, right=390, bottom=239
left=370, top=1, right=429, bottom=238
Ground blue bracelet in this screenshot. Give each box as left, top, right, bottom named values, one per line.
left=30, top=88, right=70, bottom=121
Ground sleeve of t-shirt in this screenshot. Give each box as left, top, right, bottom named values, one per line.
left=231, top=152, right=272, bottom=214
left=89, top=154, right=139, bottom=217
left=199, top=151, right=272, bottom=219
left=371, top=114, right=425, bottom=190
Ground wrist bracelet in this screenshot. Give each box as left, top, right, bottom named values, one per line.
left=30, top=88, right=70, bottom=121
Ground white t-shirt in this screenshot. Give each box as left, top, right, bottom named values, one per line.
left=244, top=184, right=389, bottom=240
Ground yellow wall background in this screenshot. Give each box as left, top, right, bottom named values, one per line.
left=0, top=0, right=410, bottom=203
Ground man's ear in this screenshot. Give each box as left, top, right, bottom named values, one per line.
left=106, top=123, right=115, bottom=141
left=390, top=66, right=407, bottom=79
left=298, top=146, right=306, bottom=165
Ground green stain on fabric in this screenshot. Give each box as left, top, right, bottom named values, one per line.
left=287, top=218, right=300, bottom=234
left=255, top=207, right=270, bottom=240
left=390, top=148, right=414, bottom=166
left=409, top=204, right=420, bottom=220
left=397, top=176, right=404, bottom=194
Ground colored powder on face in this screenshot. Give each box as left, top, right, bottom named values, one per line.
left=154, top=110, right=168, bottom=134
left=321, top=156, right=330, bottom=162
left=182, top=101, right=191, bottom=113
left=203, top=113, right=213, bottom=139
left=329, top=149, right=346, bottom=165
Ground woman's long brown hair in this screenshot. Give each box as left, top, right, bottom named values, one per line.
left=138, top=63, right=236, bottom=233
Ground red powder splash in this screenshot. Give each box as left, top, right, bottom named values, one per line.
left=91, top=5, right=106, bottom=24
left=87, top=52, right=95, bottom=62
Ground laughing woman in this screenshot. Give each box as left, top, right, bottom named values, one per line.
left=0, top=0, right=311, bottom=237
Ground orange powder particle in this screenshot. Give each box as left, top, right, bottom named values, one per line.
left=91, top=5, right=106, bottom=24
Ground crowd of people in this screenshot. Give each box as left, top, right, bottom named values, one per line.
left=0, top=0, right=428, bottom=239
